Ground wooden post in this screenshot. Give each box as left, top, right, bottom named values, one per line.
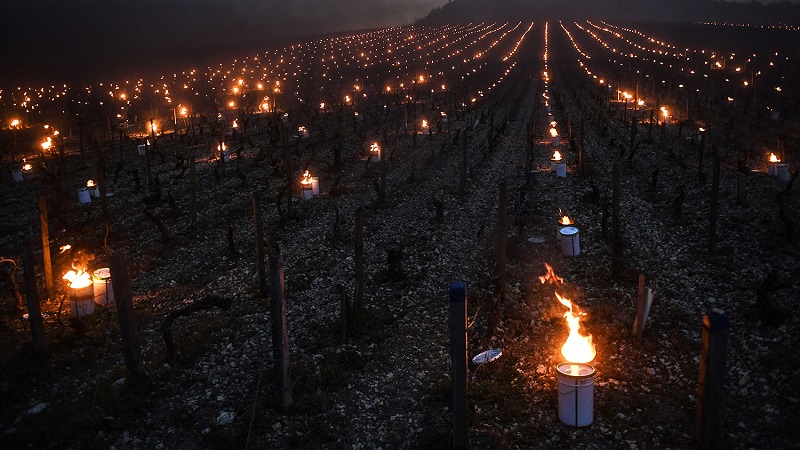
left=708, top=152, right=721, bottom=255
left=109, top=253, right=146, bottom=376
left=353, top=207, right=365, bottom=319
left=460, top=129, right=468, bottom=198
left=23, top=235, right=47, bottom=352
left=699, top=128, right=708, bottom=184
left=449, top=282, right=468, bottom=450
left=189, top=155, right=197, bottom=229
left=611, top=159, right=623, bottom=273
left=270, top=256, right=292, bottom=409
left=37, top=195, right=53, bottom=299
left=636, top=274, right=645, bottom=343
left=737, top=172, right=747, bottom=206
left=693, top=309, right=730, bottom=449
left=253, top=193, right=267, bottom=298
left=578, top=120, right=585, bottom=175
left=147, top=119, right=155, bottom=192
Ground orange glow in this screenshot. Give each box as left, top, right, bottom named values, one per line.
left=22, top=163, right=32, bottom=171
left=421, top=119, right=429, bottom=129
left=370, top=142, right=381, bottom=155
left=86, top=180, right=96, bottom=188
left=552, top=150, right=562, bottom=161
left=550, top=128, right=558, bottom=138
left=660, top=106, right=669, bottom=119
left=10, top=119, right=20, bottom=128
left=560, top=215, right=573, bottom=225
left=301, top=170, right=312, bottom=186
left=63, top=268, right=91, bottom=289
left=555, top=292, right=596, bottom=363
left=769, top=153, right=780, bottom=163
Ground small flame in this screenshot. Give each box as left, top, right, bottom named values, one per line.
left=232, top=119, right=238, bottom=128
left=301, top=170, right=312, bottom=185
left=87, top=180, right=96, bottom=188
left=218, top=142, right=227, bottom=152
left=560, top=215, right=573, bottom=225
left=637, top=100, right=645, bottom=107
left=22, top=163, right=32, bottom=171
left=63, top=268, right=91, bottom=289
left=319, top=102, right=326, bottom=110
left=421, top=119, right=429, bottom=128
left=550, top=128, right=559, bottom=138
left=555, top=292, right=596, bottom=363
left=552, top=150, right=562, bottom=161
left=59, top=244, right=72, bottom=254
left=769, top=153, right=780, bottom=163
left=660, top=106, right=669, bottom=119
left=370, top=142, right=381, bottom=154
left=538, top=263, right=564, bottom=285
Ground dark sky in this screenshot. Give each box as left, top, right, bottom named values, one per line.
left=3, top=0, right=448, bottom=85
left=2, top=0, right=798, bottom=86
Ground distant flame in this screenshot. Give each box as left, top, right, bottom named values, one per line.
left=550, top=128, right=558, bottom=138
left=22, top=163, right=32, bottom=171
left=560, top=215, right=573, bottom=225
left=63, top=267, right=91, bottom=289
left=637, top=100, right=645, bottom=107
left=769, top=153, right=780, bottom=163
left=552, top=150, right=562, bottom=161
left=370, top=142, right=381, bottom=155
left=301, top=170, right=312, bottom=186
left=218, top=142, right=227, bottom=152
left=660, top=106, right=669, bottom=119
left=232, top=119, right=238, bottom=128
left=421, top=119, right=429, bottom=128
left=87, top=180, right=96, bottom=188
left=59, top=244, right=72, bottom=254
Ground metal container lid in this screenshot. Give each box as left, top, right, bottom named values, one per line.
left=557, top=362, right=595, bottom=378
left=559, top=226, right=579, bottom=237
left=92, top=268, right=111, bottom=281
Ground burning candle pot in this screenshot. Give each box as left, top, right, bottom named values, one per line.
left=421, top=119, right=429, bottom=135
left=77, top=187, right=92, bottom=204
left=300, top=170, right=315, bottom=199
left=298, top=126, right=309, bottom=139
left=550, top=126, right=560, bottom=147
left=557, top=213, right=576, bottom=240
left=551, top=151, right=566, bottom=178
left=64, top=268, right=95, bottom=317
left=86, top=180, right=100, bottom=198
left=539, top=264, right=596, bottom=426
left=369, top=142, right=381, bottom=162
left=217, top=143, right=230, bottom=162
left=768, top=153, right=780, bottom=176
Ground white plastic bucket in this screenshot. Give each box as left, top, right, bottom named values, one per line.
left=557, top=362, right=595, bottom=427
left=92, top=268, right=114, bottom=306
left=70, top=284, right=95, bottom=317
left=777, top=163, right=790, bottom=182
left=768, top=162, right=778, bottom=176
left=78, top=188, right=91, bottom=204
left=557, top=221, right=576, bottom=240
left=370, top=152, right=381, bottom=163
left=311, top=177, right=319, bottom=196
left=559, top=226, right=579, bottom=256
left=89, top=185, right=101, bottom=198
left=137, top=144, right=146, bottom=156
left=12, top=170, right=23, bottom=182
left=552, top=136, right=560, bottom=147
left=555, top=162, right=567, bottom=178
left=301, top=185, right=313, bottom=199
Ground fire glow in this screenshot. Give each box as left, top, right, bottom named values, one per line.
left=560, top=215, right=574, bottom=226
left=552, top=150, right=562, bottom=161
left=539, top=263, right=596, bottom=364
left=301, top=170, right=312, bottom=186
left=63, top=267, right=91, bottom=289
left=549, top=128, right=559, bottom=138
left=769, top=152, right=780, bottom=163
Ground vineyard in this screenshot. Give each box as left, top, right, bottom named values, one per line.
left=1, top=19, right=799, bottom=449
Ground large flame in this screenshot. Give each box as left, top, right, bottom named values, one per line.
left=539, top=263, right=596, bottom=363
left=63, top=268, right=91, bottom=289
left=555, top=292, right=596, bottom=363
left=769, top=153, right=780, bottom=163
left=552, top=150, right=562, bottom=161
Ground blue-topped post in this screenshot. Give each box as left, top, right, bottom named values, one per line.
left=693, top=308, right=730, bottom=449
